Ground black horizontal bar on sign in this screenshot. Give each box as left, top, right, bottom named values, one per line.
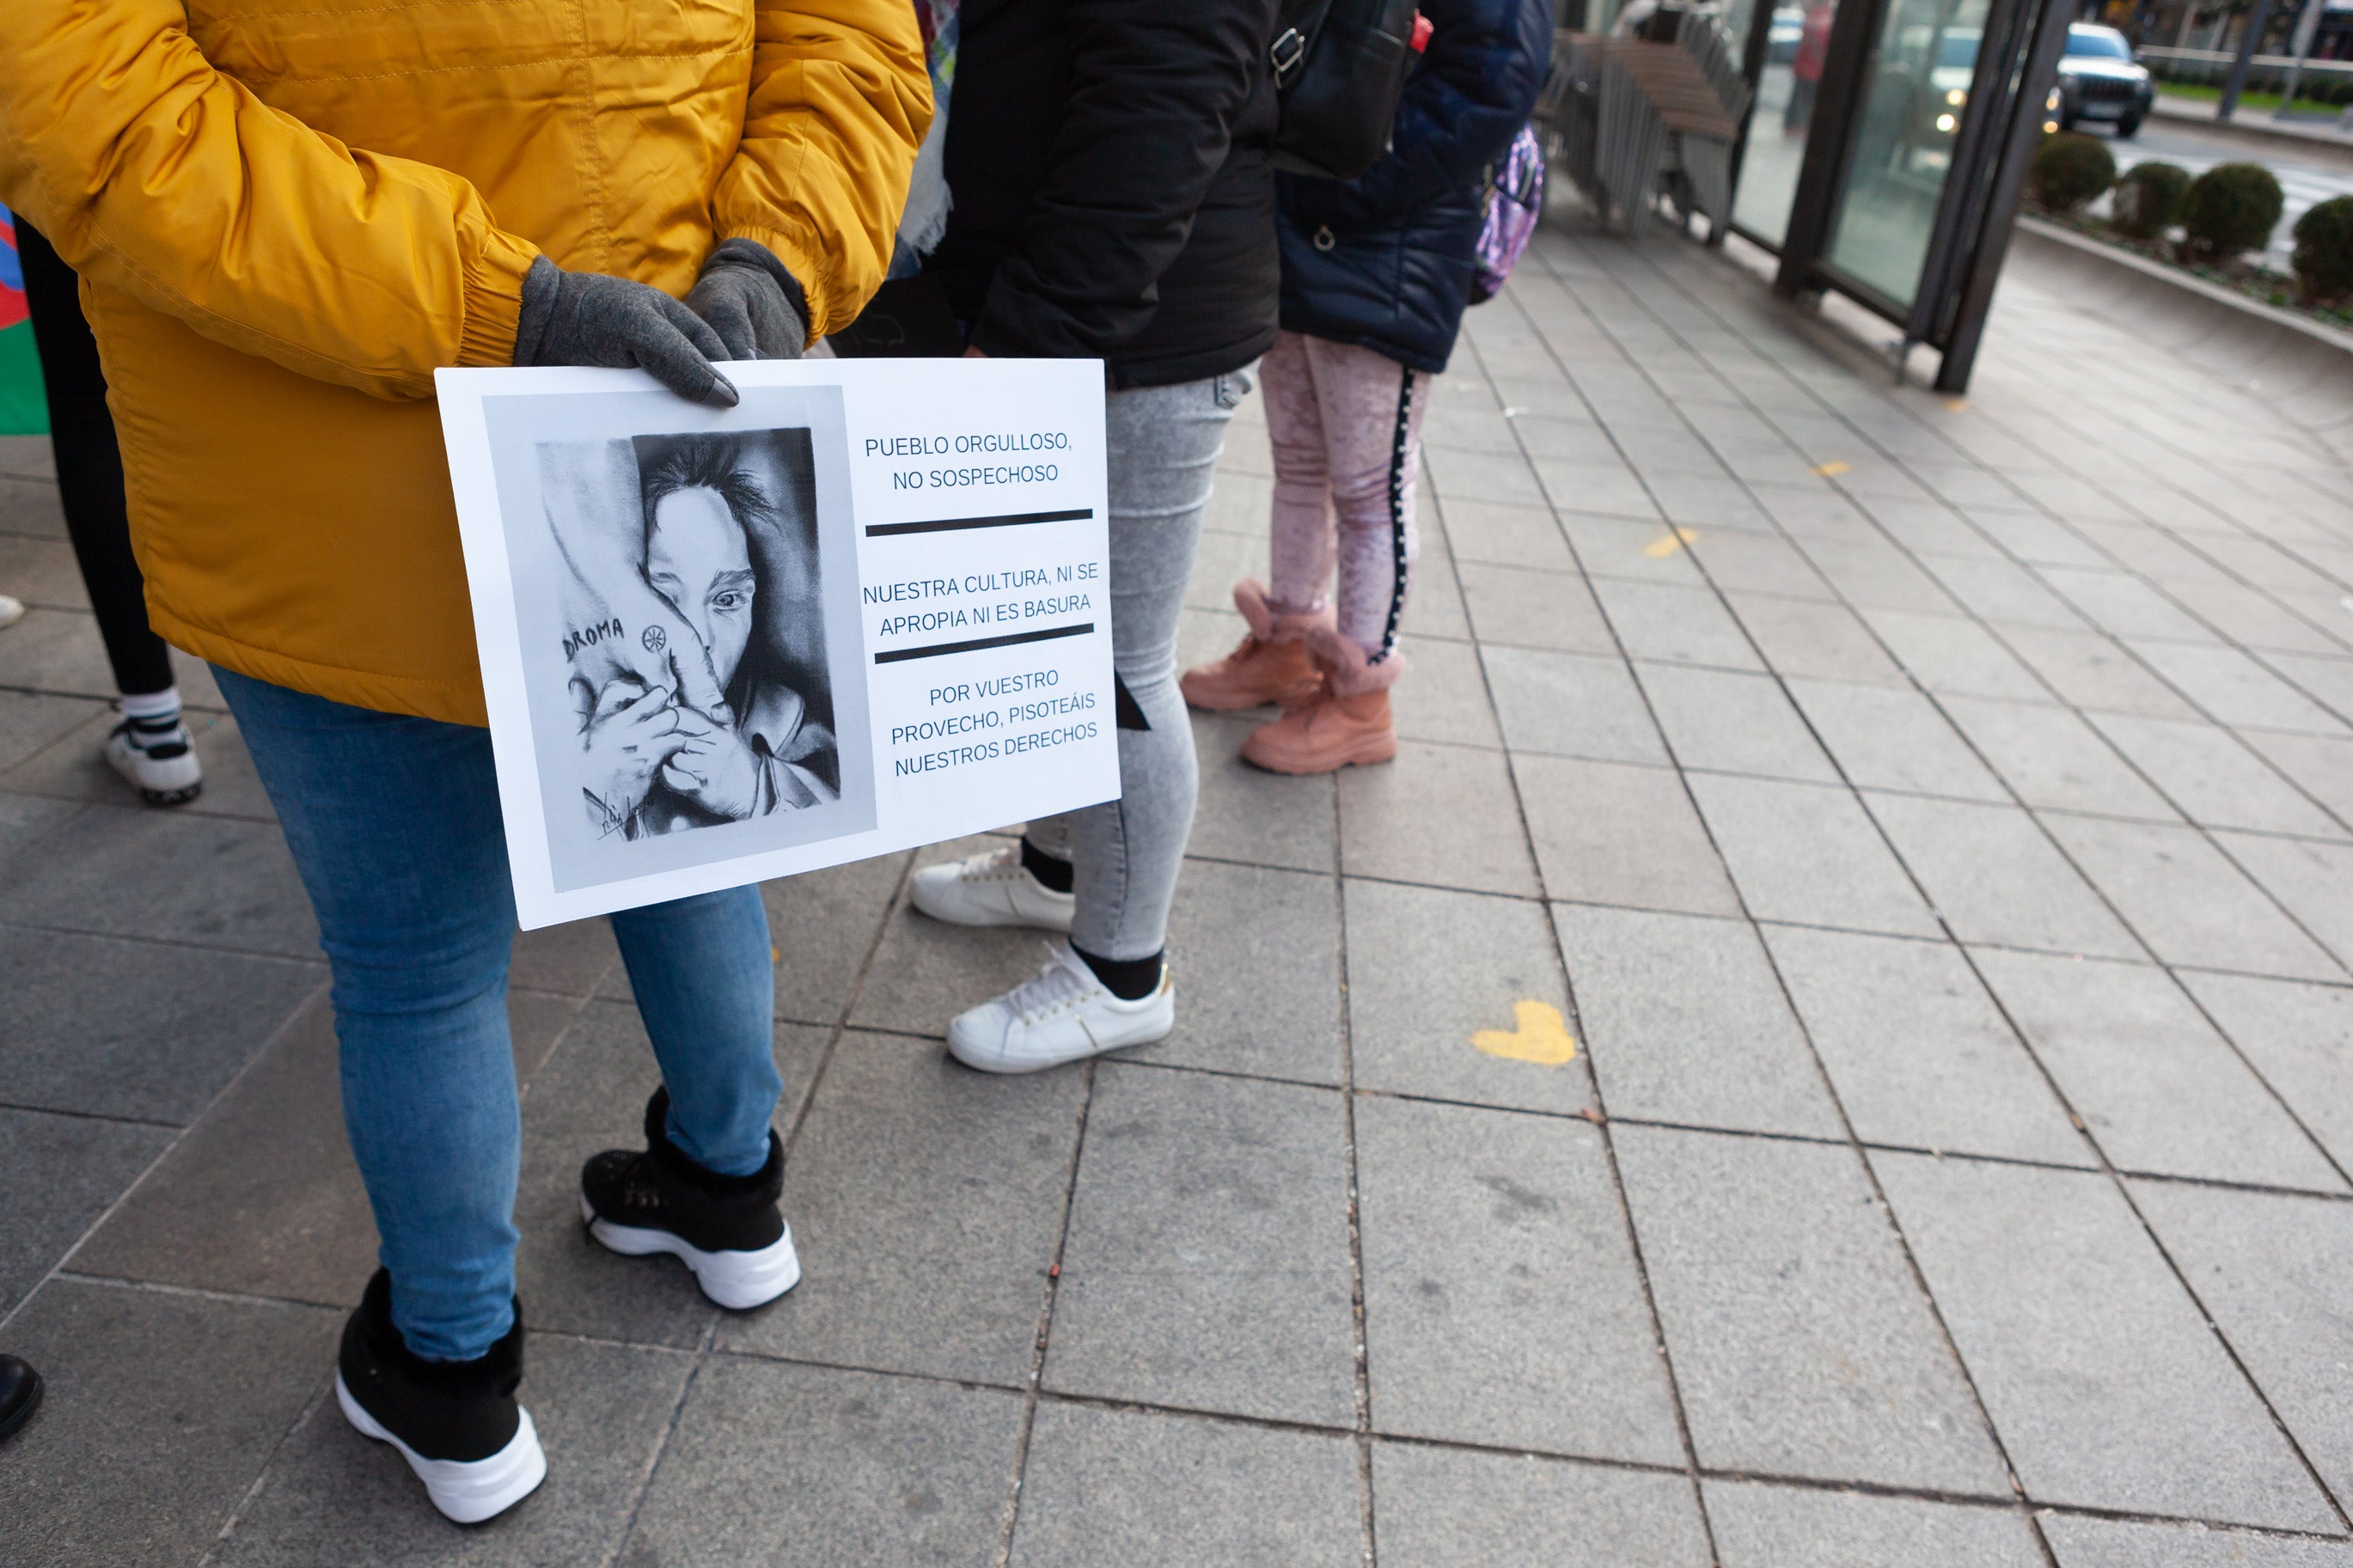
left=865, top=508, right=1094, bottom=539
left=873, top=621, right=1096, bottom=665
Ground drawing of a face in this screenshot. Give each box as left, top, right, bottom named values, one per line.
left=645, top=485, right=756, bottom=692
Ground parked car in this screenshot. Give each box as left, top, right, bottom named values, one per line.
left=2055, top=23, right=2153, bottom=137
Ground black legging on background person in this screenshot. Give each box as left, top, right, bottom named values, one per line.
left=15, top=219, right=202, bottom=803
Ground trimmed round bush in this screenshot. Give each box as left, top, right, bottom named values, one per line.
left=2179, top=161, right=2284, bottom=264
left=2292, top=194, right=2353, bottom=304
left=2030, top=132, right=2116, bottom=214
left=2112, top=161, right=2191, bottom=240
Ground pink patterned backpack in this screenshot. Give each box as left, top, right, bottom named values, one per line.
left=1471, top=123, right=1545, bottom=304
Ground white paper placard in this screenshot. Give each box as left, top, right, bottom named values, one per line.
left=435, top=357, right=1117, bottom=929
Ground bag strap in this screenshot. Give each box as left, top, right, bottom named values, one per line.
left=1268, top=0, right=1337, bottom=92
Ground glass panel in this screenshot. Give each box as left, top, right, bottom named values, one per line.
left=1719, top=0, right=1762, bottom=61
left=1821, top=0, right=1995, bottom=310
left=1731, top=0, right=1842, bottom=247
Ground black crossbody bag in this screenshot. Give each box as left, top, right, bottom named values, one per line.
left=1268, top=0, right=1422, bottom=180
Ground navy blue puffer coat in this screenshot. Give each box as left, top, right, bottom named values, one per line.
left=1277, top=0, right=1552, bottom=374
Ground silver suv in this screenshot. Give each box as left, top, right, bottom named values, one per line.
left=2056, top=23, right=2154, bottom=138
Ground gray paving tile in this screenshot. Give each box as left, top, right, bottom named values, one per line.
left=1403, top=537, right=1474, bottom=640
left=0, top=789, right=81, bottom=867
left=1687, top=530, right=1837, bottom=600
left=1920, top=553, right=2088, bottom=630
left=2214, top=833, right=2353, bottom=976
left=626, top=1358, right=1019, bottom=1568
left=7, top=801, right=317, bottom=958
left=1796, top=535, right=1960, bottom=614
left=1650, top=473, right=1773, bottom=530
left=1518, top=754, right=1741, bottom=916
left=0, top=926, right=320, bottom=1122
left=0, top=1107, right=168, bottom=1316
left=1534, top=459, right=1661, bottom=522
left=1386, top=633, right=1503, bottom=752
left=1723, top=592, right=1910, bottom=685
left=1614, top=1126, right=2006, bottom=1492
left=2246, top=730, right=2353, bottom=829
left=1997, top=625, right=2203, bottom=718
left=761, top=850, right=912, bottom=1023
left=2136, top=1181, right=2353, bottom=1511
left=1009, top=1403, right=1360, bottom=1568
left=1556, top=904, right=1838, bottom=1136
left=1751, top=480, right=1874, bottom=537
left=1761, top=926, right=2084, bottom=1164
left=214, top=1332, right=687, bottom=1567
left=1556, top=514, right=1707, bottom=588
left=1635, top=662, right=1837, bottom=782
left=2183, top=973, right=2353, bottom=1175
left=1357, top=1095, right=1682, bottom=1460
left=1045, top=1065, right=1355, bottom=1425
left=2268, top=650, right=2353, bottom=723
left=1190, top=711, right=1339, bottom=875
left=853, top=839, right=1059, bottom=1039
left=1785, top=680, right=2008, bottom=800
left=1340, top=740, right=1540, bottom=898
left=1861, top=610, right=2050, bottom=700
left=0, top=1279, right=338, bottom=1568
left=1344, top=879, right=1591, bottom=1117
left=1137, top=858, right=1344, bottom=1083
left=1456, top=558, right=1617, bottom=653
left=2087, top=713, right=2343, bottom=837
left=2043, top=816, right=2344, bottom=981
left=1374, top=1447, right=1711, bottom=1568
left=4, top=707, right=274, bottom=823
left=722, top=1029, right=1078, bottom=1381
left=1866, top=793, right=2140, bottom=957
left=76, top=989, right=583, bottom=1310
left=1974, top=949, right=2343, bottom=1190
left=2044, top=1516, right=2353, bottom=1568
left=1938, top=697, right=2179, bottom=820
left=1590, top=577, right=1763, bottom=669
left=1705, top=1482, right=2044, bottom=1568
left=510, top=1000, right=820, bottom=1348
left=2131, top=641, right=2349, bottom=735
left=1688, top=773, right=1939, bottom=936
left=510, top=914, right=621, bottom=998
left=1427, top=444, right=1548, bottom=508
left=2036, top=565, right=2217, bottom=642
left=1875, top=1152, right=2338, bottom=1529
left=1439, top=498, right=1577, bottom=570
left=1958, top=508, right=2108, bottom=569
left=0, top=688, right=101, bottom=772
left=0, top=607, right=117, bottom=697
left=1482, top=645, right=1668, bottom=765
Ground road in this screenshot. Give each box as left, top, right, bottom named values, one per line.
left=2078, top=109, right=2353, bottom=267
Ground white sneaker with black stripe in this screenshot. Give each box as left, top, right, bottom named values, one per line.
left=946, top=943, right=1174, bottom=1075
left=106, top=709, right=203, bottom=806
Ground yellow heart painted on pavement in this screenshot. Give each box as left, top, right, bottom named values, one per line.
left=1471, top=1000, right=1578, bottom=1066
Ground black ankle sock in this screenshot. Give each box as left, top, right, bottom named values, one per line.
left=1073, top=943, right=1164, bottom=1001
left=1019, top=835, right=1074, bottom=894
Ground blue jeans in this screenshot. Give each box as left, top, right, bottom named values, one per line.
left=217, top=668, right=782, bottom=1361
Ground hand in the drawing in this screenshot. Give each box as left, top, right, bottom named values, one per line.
left=577, top=677, right=685, bottom=828
left=658, top=705, right=763, bottom=821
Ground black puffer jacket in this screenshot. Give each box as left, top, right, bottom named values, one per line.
left=1277, top=0, right=1551, bottom=374
left=927, top=0, right=1285, bottom=388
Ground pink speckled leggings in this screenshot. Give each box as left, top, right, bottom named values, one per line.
left=1262, top=330, right=1429, bottom=660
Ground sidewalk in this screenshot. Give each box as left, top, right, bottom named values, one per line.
left=5, top=209, right=2353, bottom=1565
left=2154, top=91, right=2353, bottom=151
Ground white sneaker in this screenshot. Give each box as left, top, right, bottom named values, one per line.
left=105, top=713, right=204, bottom=806
left=947, top=943, right=1174, bottom=1075
left=910, top=843, right=1076, bottom=932
left=0, top=595, right=21, bottom=629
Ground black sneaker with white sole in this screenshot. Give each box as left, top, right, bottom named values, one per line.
left=106, top=713, right=203, bottom=806
left=335, top=1269, right=545, bottom=1524
left=579, top=1088, right=801, bottom=1310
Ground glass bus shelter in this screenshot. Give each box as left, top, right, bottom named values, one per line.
left=1561, top=0, right=2075, bottom=390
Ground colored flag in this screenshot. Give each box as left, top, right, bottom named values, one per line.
left=0, top=204, right=51, bottom=436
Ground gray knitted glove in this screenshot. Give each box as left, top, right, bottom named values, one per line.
left=514, top=256, right=739, bottom=407
left=686, top=238, right=809, bottom=361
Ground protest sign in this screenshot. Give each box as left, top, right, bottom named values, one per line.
left=436, top=357, right=1116, bottom=929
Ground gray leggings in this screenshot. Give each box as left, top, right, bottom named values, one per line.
left=1025, top=369, right=1250, bottom=961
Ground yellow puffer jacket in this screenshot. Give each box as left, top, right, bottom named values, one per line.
left=0, top=0, right=928, bottom=724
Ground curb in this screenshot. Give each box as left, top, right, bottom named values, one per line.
left=2009, top=215, right=2353, bottom=442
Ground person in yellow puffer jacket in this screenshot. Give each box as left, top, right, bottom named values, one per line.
left=0, top=0, right=927, bottom=1523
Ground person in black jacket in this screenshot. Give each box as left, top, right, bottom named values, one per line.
left=1183, top=0, right=1550, bottom=774
left=901, top=0, right=1285, bottom=1073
